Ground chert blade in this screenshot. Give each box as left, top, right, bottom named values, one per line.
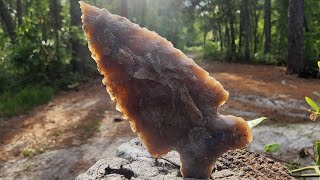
left=80, top=2, right=252, bottom=179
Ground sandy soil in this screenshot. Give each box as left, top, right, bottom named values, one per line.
left=0, top=56, right=319, bottom=179
left=208, top=62, right=320, bottom=123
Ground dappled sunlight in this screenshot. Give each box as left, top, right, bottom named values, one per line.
left=0, top=81, right=134, bottom=163
left=0, top=0, right=319, bottom=179
left=215, top=72, right=271, bottom=96
left=202, top=62, right=320, bottom=100
left=199, top=62, right=320, bottom=124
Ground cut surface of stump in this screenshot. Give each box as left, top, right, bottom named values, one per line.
left=80, top=2, right=252, bottom=179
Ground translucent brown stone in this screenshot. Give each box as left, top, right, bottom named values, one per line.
left=80, top=2, right=253, bottom=179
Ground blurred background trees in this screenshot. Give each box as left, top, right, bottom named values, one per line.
left=183, top=0, right=318, bottom=76
left=0, top=0, right=319, bottom=116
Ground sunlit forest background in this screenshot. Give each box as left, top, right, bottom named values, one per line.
left=1, top=1, right=320, bottom=179
left=0, top=0, right=319, bottom=118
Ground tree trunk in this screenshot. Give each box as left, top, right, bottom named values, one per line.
left=225, top=20, right=232, bottom=61
left=253, top=1, right=259, bottom=54
left=225, top=0, right=236, bottom=59
left=49, top=0, right=61, bottom=62
left=303, top=15, right=309, bottom=32
left=243, top=0, right=250, bottom=61
left=173, top=20, right=178, bottom=47
left=16, top=0, right=22, bottom=26
left=41, top=16, right=47, bottom=40
left=238, top=1, right=244, bottom=55
left=140, top=0, right=146, bottom=27
left=203, top=26, right=208, bottom=47
left=230, top=18, right=236, bottom=58
left=264, top=0, right=271, bottom=54
left=25, top=0, right=31, bottom=17
left=0, top=0, right=16, bottom=41
left=218, top=22, right=223, bottom=53
left=120, top=0, right=128, bottom=18
left=70, top=0, right=87, bottom=73
left=287, top=0, right=304, bottom=75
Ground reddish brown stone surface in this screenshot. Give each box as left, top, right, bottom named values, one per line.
left=80, top=2, right=252, bottom=179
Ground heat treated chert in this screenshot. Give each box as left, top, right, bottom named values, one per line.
left=80, top=2, right=253, bottom=179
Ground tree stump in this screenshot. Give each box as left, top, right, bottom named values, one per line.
left=76, top=138, right=294, bottom=180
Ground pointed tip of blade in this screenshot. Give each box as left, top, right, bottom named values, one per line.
left=79, top=1, right=101, bottom=25
left=78, top=1, right=86, bottom=8
left=79, top=1, right=93, bottom=11
left=79, top=1, right=97, bottom=14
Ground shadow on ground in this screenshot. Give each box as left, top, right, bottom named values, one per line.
left=0, top=58, right=320, bottom=179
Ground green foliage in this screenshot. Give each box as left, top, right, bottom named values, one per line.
left=203, top=42, right=224, bottom=60
left=252, top=53, right=285, bottom=65
left=0, top=68, right=11, bottom=93
left=0, top=0, right=99, bottom=118
left=304, top=1, right=320, bottom=67
left=77, top=119, right=102, bottom=137
left=290, top=141, right=320, bottom=178
left=316, top=141, right=320, bottom=166
left=84, top=119, right=101, bottom=135
left=290, top=166, right=320, bottom=178
left=304, top=62, right=320, bottom=121
left=21, top=147, right=46, bottom=157
left=247, top=117, right=267, bottom=129
left=290, top=142, right=320, bottom=177
left=1, top=0, right=320, bottom=118
left=0, top=86, right=55, bottom=118
left=182, top=0, right=319, bottom=71
left=21, top=148, right=33, bottom=157
left=291, top=62, right=320, bottom=177
left=272, top=0, right=289, bottom=60
left=264, top=143, right=280, bottom=153
left=305, top=97, right=320, bottom=113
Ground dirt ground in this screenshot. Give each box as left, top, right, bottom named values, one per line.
left=0, top=56, right=320, bottom=179
left=203, top=61, right=320, bottom=123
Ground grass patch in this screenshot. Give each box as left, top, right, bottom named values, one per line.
left=0, top=86, right=55, bottom=118
left=78, top=119, right=102, bottom=138
left=21, top=147, right=46, bottom=157
left=84, top=119, right=101, bottom=135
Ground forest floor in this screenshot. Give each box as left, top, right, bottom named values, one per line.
left=1, top=54, right=320, bottom=179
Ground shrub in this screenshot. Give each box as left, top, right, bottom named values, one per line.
left=0, top=86, right=55, bottom=118
left=252, top=52, right=286, bottom=66
left=203, top=42, right=224, bottom=60
left=0, top=69, right=11, bottom=93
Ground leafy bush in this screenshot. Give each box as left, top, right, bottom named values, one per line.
left=252, top=53, right=286, bottom=66
left=0, top=68, right=11, bottom=93
left=203, top=42, right=224, bottom=60
left=0, top=86, right=55, bottom=118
